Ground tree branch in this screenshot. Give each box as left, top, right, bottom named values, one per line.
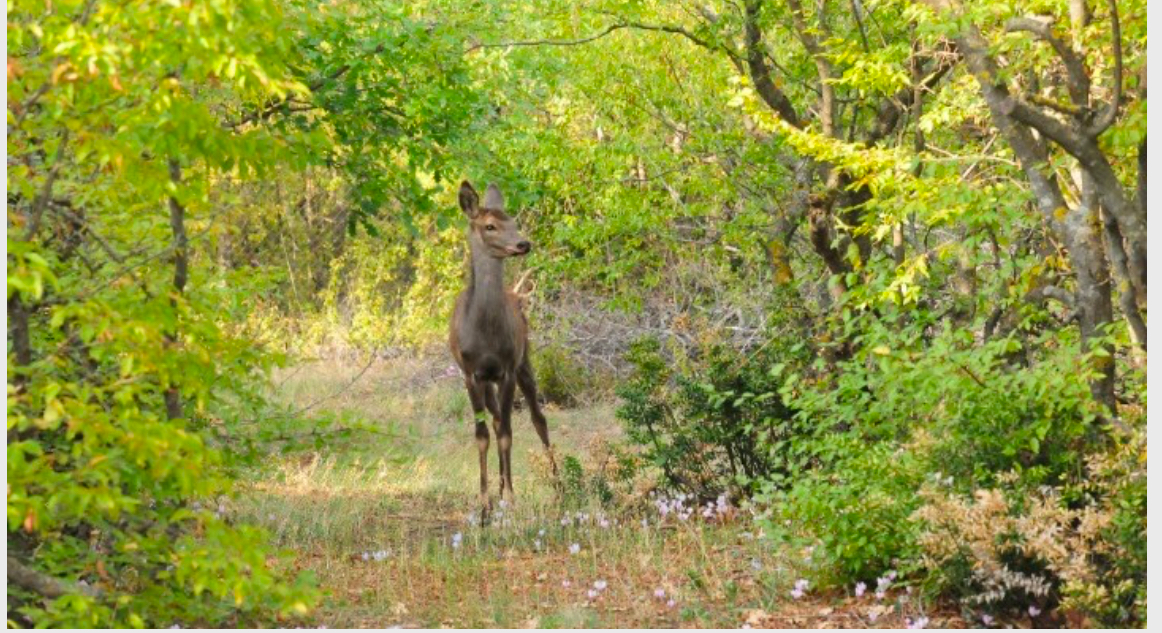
left=1004, top=16, right=1090, bottom=106
left=786, top=0, right=836, bottom=136
left=465, top=23, right=630, bottom=52
left=23, top=130, right=70, bottom=241
left=1088, top=0, right=1123, bottom=135
left=743, top=0, right=801, bottom=127
left=8, top=556, right=102, bottom=599
left=866, top=48, right=958, bottom=145
left=224, top=43, right=387, bottom=129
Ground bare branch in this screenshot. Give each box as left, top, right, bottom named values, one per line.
left=465, top=23, right=630, bottom=52
left=8, top=556, right=102, bottom=599
left=1089, top=0, right=1123, bottom=135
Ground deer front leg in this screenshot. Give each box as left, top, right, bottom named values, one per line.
left=496, top=376, right=517, bottom=504
left=517, top=358, right=558, bottom=478
left=466, top=379, right=492, bottom=517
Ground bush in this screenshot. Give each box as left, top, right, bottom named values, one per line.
left=759, top=439, right=924, bottom=584
left=531, top=343, right=600, bottom=407
left=538, top=438, right=648, bottom=512
left=752, top=318, right=1125, bottom=592
left=912, top=425, right=1145, bottom=627
left=615, top=330, right=807, bottom=500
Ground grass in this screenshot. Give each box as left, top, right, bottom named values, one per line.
left=235, top=357, right=960, bottom=628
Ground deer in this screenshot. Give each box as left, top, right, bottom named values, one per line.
left=449, top=180, right=556, bottom=514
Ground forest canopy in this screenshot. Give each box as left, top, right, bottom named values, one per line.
left=7, top=0, right=1146, bottom=627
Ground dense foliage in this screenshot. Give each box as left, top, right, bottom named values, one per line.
left=8, top=0, right=1147, bottom=628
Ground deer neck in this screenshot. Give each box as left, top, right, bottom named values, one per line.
left=468, top=234, right=507, bottom=319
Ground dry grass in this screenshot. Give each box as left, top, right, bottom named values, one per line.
left=235, top=358, right=963, bottom=628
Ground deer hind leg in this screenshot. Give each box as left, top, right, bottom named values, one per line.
left=518, top=358, right=558, bottom=478
left=466, top=378, right=492, bottom=516
left=495, top=377, right=517, bottom=504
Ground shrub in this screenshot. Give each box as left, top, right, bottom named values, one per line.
left=759, top=439, right=925, bottom=584
left=538, top=438, right=648, bottom=512
left=615, top=331, right=807, bottom=500
left=531, top=343, right=599, bottom=407
left=912, top=424, right=1145, bottom=627
left=755, top=319, right=1121, bottom=590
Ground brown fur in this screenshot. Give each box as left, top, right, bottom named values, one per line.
left=449, top=181, right=555, bottom=512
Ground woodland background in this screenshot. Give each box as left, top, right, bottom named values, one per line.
left=7, top=0, right=1147, bottom=627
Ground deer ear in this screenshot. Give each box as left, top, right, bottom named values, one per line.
left=459, top=181, right=480, bottom=218
left=483, top=183, right=504, bottom=210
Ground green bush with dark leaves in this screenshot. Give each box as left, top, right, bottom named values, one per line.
left=616, top=327, right=808, bottom=499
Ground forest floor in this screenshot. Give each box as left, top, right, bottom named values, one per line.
left=235, top=357, right=965, bottom=628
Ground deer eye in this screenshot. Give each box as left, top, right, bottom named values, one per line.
left=485, top=224, right=497, bottom=231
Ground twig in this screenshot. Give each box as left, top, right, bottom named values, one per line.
left=288, top=351, right=378, bottom=417
left=23, top=130, right=70, bottom=241
left=466, top=24, right=630, bottom=52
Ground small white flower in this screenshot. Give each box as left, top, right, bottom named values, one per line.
left=451, top=532, right=463, bottom=549
left=361, top=552, right=370, bottom=561
left=790, top=580, right=808, bottom=599
left=867, top=610, right=878, bottom=623
left=980, top=614, right=994, bottom=626
left=534, top=539, right=542, bottom=550
left=599, top=517, right=611, bottom=529
left=854, top=582, right=867, bottom=597
left=876, top=576, right=892, bottom=591
left=562, top=579, right=571, bottom=588
left=569, top=543, right=581, bottom=555
left=587, top=589, right=599, bottom=600
left=593, top=579, right=607, bottom=591
left=538, top=528, right=546, bottom=537
left=1028, top=606, right=1041, bottom=617
left=666, top=598, right=677, bottom=608
left=654, top=588, right=666, bottom=599
left=906, top=616, right=929, bottom=629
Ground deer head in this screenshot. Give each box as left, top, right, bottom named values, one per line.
left=459, top=181, right=531, bottom=259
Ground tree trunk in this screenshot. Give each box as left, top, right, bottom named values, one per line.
left=164, top=159, right=189, bottom=421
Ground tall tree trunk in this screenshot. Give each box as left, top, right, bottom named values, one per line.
left=164, top=159, right=189, bottom=421
left=957, top=28, right=1118, bottom=412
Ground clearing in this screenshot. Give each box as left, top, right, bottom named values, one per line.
left=235, top=357, right=960, bottom=628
